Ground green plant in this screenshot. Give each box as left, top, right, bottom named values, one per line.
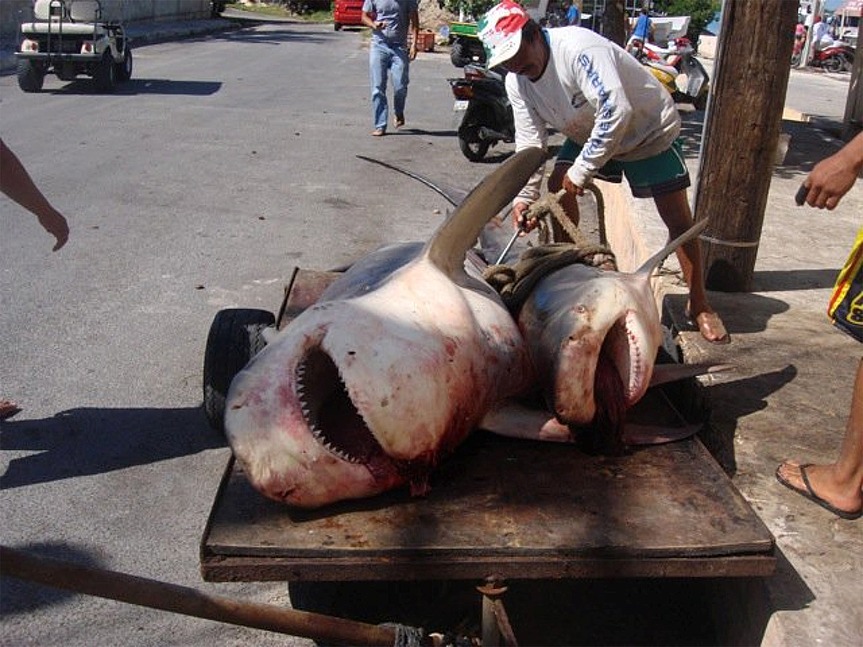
left=441, top=0, right=496, bottom=22
left=652, top=0, right=720, bottom=45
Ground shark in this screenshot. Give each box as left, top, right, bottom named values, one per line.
left=359, top=157, right=724, bottom=454
left=223, top=147, right=545, bottom=509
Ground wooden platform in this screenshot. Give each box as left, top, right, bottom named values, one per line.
left=200, top=267, right=775, bottom=584
left=201, top=433, right=774, bottom=582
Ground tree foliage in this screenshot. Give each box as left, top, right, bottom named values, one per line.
left=441, top=0, right=496, bottom=22
left=652, top=0, right=720, bottom=44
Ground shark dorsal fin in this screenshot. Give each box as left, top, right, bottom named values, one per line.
left=423, top=147, right=546, bottom=275
left=635, top=218, right=710, bottom=277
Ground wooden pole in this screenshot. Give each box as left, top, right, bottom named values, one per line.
left=692, top=0, right=799, bottom=292
left=842, top=44, right=863, bottom=140
left=0, top=545, right=425, bottom=647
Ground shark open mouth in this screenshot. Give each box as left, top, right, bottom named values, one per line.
left=296, top=347, right=386, bottom=465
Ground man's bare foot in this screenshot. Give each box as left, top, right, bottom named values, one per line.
left=0, top=399, right=21, bottom=421
left=776, top=460, right=863, bottom=520
left=687, top=307, right=730, bottom=344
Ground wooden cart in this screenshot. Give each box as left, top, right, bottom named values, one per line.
left=200, top=268, right=776, bottom=645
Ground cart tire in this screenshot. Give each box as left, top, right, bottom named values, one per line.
left=202, top=308, right=275, bottom=434
left=17, top=60, right=44, bottom=93
left=94, top=50, right=116, bottom=91
left=450, top=39, right=471, bottom=68
left=115, top=47, right=133, bottom=82
left=334, top=22, right=342, bottom=31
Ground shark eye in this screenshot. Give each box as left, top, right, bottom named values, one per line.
left=296, top=347, right=384, bottom=464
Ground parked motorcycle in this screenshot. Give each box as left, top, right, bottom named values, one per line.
left=637, top=37, right=710, bottom=111
left=448, top=64, right=515, bottom=162
left=809, top=41, right=855, bottom=72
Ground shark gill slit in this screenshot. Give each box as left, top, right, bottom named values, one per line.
left=296, top=347, right=386, bottom=465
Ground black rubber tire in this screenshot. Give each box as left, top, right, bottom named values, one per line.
left=450, top=39, right=471, bottom=68
left=334, top=22, right=342, bottom=31
left=692, top=88, right=708, bottom=111
left=17, top=60, right=44, bottom=93
left=458, top=104, right=493, bottom=162
left=202, top=308, right=275, bottom=434
left=823, top=55, right=844, bottom=73
left=115, top=47, right=132, bottom=82
left=94, top=50, right=116, bottom=91
left=458, top=132, right=491, bottom=162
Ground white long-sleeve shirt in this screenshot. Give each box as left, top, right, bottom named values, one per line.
left=507, top=26, right=681, bottom=204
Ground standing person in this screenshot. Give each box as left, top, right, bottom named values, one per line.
left=0, top=137, right=71, bottom=420
left=626, top=6, right=652, bottom=56
left=476, top=1, right=728, bottom=343
left=565, top=0, right=580, bottom=26
left=361, top=0, right=420, bottom=137
left=776, top=132, right=863, bottom=521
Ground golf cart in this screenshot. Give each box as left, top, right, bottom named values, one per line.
left=16, top=0, right=132, bottom=92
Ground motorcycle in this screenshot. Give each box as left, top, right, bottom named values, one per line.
left=448, top=64, right=515, bottom=162
left=636, top=37, right=710, bottom=111
left=809, top=41, right=855, bottom=72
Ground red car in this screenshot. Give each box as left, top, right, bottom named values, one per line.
left=333, top=0, right=365, bottom=31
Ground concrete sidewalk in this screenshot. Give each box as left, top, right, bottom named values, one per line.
left=609, top=102, right=863, bottom=644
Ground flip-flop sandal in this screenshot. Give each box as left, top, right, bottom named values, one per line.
left=686, top=309, right=730, bottom=345
left=371, top=129, right=386, bottom=137
left=775, top=462, right=863, bottom=520
left=394, top=116, right=405, bottom=129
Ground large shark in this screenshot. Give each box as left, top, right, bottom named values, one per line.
left=507, top=220, right=712, bottom=453
left=356, top=158, right=724, bottom=453
left=224, top=148, right=545, bottom=509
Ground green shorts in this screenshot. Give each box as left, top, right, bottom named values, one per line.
left=556, top=138, right=691, bottom=198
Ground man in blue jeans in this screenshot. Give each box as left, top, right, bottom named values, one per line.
left=361, top=0, right=419, bottom=137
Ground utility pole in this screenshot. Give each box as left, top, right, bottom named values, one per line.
left=692, top=0, right=798, bottom=292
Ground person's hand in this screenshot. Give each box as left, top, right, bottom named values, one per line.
left=373, top=20, right=386, bottom=30
left=409, top=43, right=418, bottom=60
left=512, top=201, right=535, bottom=233
left=800, top=131, right=863, bottom=210
left=562, top=173, right=586, bottom=197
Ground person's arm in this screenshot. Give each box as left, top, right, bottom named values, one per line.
left=563, top=46, right=633, bottom=190
left=408, top=7, right=419, bottom=60
left=0, top=138, right=69, bottom=251
left=801, top=131, right=863, bottom=210
left=361, top=0, right=383, bottom=31
left=508, top=77, right=548, bottom=225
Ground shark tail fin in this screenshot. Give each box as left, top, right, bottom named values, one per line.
left=635, top=218, right=709, bottom=277
left=423, top=147, right=546, bottom=275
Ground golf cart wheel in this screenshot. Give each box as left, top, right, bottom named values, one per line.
left=94, top=50, right=116, bottom=91
left=115, top=47, right=133, bottom=82
left=202, top=308, right=275, bottom=434
left=17, top=60, right=44, bottom=93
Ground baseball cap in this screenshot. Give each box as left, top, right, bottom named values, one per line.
left=478, top=1, right=530, bottom=69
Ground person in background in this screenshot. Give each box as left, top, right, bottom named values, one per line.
left=565, top=0, right=580, bottom=26
left=361, top=0, right=420, bottom=137
left=0, top=137, right=71, bottom=420
left=776, top=132, right=863, bottom=521
left=626, top=6, right=652, bottom=56
left=476, top=0, right=729, bottom=343
left=811, top=14, right=831, bottom=52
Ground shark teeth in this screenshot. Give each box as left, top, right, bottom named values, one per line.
left=296, top=346, right=385, bottom=465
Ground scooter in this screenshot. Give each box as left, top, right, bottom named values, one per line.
left=809, top=40, right=855, bottom=72
left=637, top=38, right=710, bottom=111
left=448, top=64, right=515, bottom=162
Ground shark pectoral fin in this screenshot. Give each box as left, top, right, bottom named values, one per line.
left=649, top=362, right=735, bottom=387
left=623, top=422, right=701, bottom=446
left=480, top=401, right=575, bottom=443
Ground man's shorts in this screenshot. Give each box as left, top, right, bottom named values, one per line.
left=556, top=138, right=691, bottom=198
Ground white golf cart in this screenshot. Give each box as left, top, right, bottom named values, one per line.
left=16, top=0, right=132, bottom=92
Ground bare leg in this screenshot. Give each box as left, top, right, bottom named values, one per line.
left=653, top=190, right=728, bottom=343
left=776, top=357, right=863, bottom=517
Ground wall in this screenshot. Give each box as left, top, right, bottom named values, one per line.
left=1, top=0, right=212, bottom=40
